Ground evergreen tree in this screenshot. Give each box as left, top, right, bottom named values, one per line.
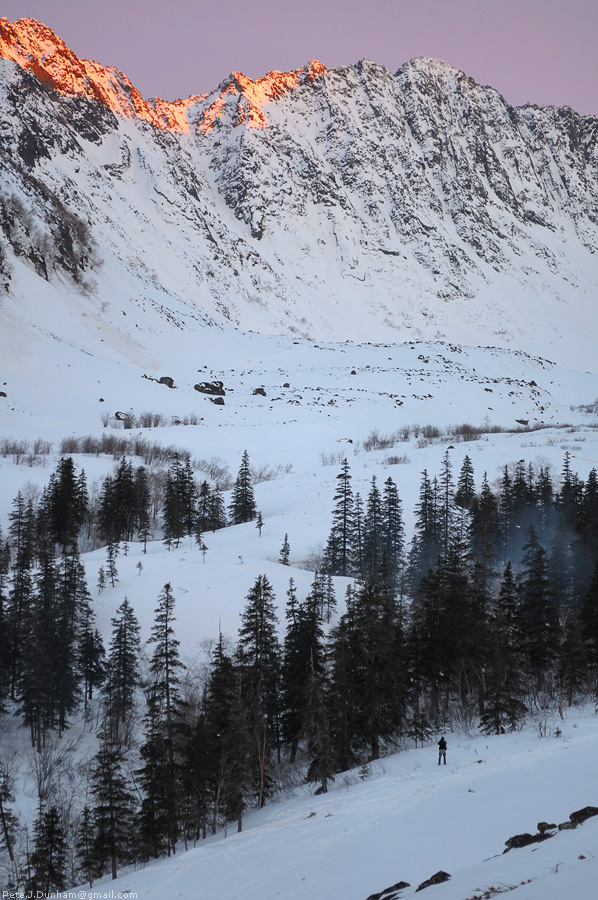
left=517, top=527, right=558, bottom=691
left=438, top=450, right=456, bottom=557
left=352, top=493, right=365, bottom=578
left=229, top=450, right=257, bottom=524
left=137, top=686, right=178, bottom=859
left=0, top=759, right=17, bottom=870
left=380, top=475, right=405, bottom=608
left=6, top=492, right=36, bottom=698
left=580, top=559, right=598, bottom=675
left=236, top=575, right=281, bottom=807
left=256, top=511, right=264, bottom=536
left=328, top=588, right=359, bottom=771
left=28, top=805, right=68, bottom=897
left=78, top=613, right=106, bottom=713
left=350, top=576, right=406, bottom=759
left=0, top=528, right=9, bottom=708
left=281, top=583, right=325, bottom=763
left=557, top=610, right=587, bottom=708
left=19, top=550, right=57, bottom=748
left=455, top=455, right=475, bottom=510
left=204, top=636, right=252, bottom=833
left=105, top=539, right=119, bottom=587
left=102, top=598, right=141, bottom=744
left=322, top=574, right=337, bottom=624
left=53, top=545, right=92, bottom=734
left=147, top=584, right=185, bottom=774
left=469, top=472, right=499, bottom=573
left=302, top=654, right=334, bottom=794
left=480, top=566, right=527, bottom=735
left=178, top=697, right=212, bottom=846
left=89, top=733, right=137, bottom=880
left=43, top=456, right=88, bottom=553
left=162, top=455, right=193, bottom=548
left=76, top=805, right=97, bottom=887
left=323, top=459, right=354, bottom=577
left=408, top=470, right=441, bottom=589
left=362, top=476, right=383, bottom=580
left=279, top=534, right=290, bottom=566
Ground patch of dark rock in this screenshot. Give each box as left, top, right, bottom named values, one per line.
left=366, top=881, right=410, bottom=900
left=558, top=821, right=577, bottom=831
left=0, top=391, right=6, bottom=398
left=537, top=822, right=557, bottom=834
left=416, top=871, right=450, bottom=892
left=194, top=381, right=225, bottom=396
left=253, top=387, right=267, bottom=396
left=114, top=411, right=128, bottom=421
left=504, top=831, right=554, bottom=852
left=210, top=396, right=225, bottom=405
left=159, top=376, right=175, bottom=388
left=569, top=806, right=598, bottom=825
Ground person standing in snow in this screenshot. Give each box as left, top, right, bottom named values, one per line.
left=438, top=736, right=447, bottom=765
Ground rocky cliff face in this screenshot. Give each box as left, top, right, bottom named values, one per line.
left=0, top=17, right=596, bottom=362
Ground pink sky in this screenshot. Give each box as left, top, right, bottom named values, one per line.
left=2, top=0, right=596, bottom=115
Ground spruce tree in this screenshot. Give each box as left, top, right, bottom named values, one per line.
left=381, top=475, right=405, bottom=607
left=580, top=559, right=598, bottom=673
left=137, top=687, right=178, bottom=859
left=281, top=583, right=325, bottom=763
left=557, top=610, right=587, bottom=708
left=43, top=456, right=88, bottom=553
left=279, top=534, right=290, bottom=565
left=517, top=527, right=558, bottom=691
left=102, top=597, right=141, bottom=745
left=480, top=568, right=527, bottom=735
left=455, top=455, right=475, bottom=510
left=323, top=458, right=354, bottom=577
left=76, top=805, right=97, bottom=887
left=204, top=635, right=251, bottom=833
left=89, top=734, right=137, bottom=880
left=408, top=470, right=441, bottom=589
left=229, top=450, right=257, bottom=524
left=236, top=575, right=281, bottom=807
left=28, top=805, right=68, bottom=897
left=362, top=476, right=383, bottom=580
left=6, top=493, right=36, bottom=699
left=302, top=654, right=334, bottom=794
left=147, top=584, right=184, bottom=773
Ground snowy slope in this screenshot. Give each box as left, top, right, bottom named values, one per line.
left=0, top=18, right=597, bottom=371
left=1, top=18, right=598, bottom=900
left=77, top=708, right=598, bottom=900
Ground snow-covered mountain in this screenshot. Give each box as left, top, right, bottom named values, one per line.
left=2, top=19, right=598, bottom=900
left=1, top=16, right=597, bottom=376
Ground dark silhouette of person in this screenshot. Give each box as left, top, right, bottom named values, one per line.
left=438, top=736, right=447, bottom=765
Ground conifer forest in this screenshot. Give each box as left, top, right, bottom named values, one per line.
left=1, top=444, right=598, bottom=893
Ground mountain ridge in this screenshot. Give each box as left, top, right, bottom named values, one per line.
left=0, top=17, right=597, bottom=372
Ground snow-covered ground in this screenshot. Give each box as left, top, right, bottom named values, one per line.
left=74, top=705, right=598, bottom=900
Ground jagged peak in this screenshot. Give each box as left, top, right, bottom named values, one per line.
left=0, top=17, right=203, bottom=133
left=0, top=18, right=327, bottom=135
left=394, top=55, right=502, bottom=106
left=198, top=61, right=327, bottom=132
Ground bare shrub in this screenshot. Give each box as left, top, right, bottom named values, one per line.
left=0, top=438, right=30, bottom=464
left=251, top=462, right=294, bottom=483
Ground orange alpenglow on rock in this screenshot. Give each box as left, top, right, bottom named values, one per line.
left=0, top=17, right=326, bottom=134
